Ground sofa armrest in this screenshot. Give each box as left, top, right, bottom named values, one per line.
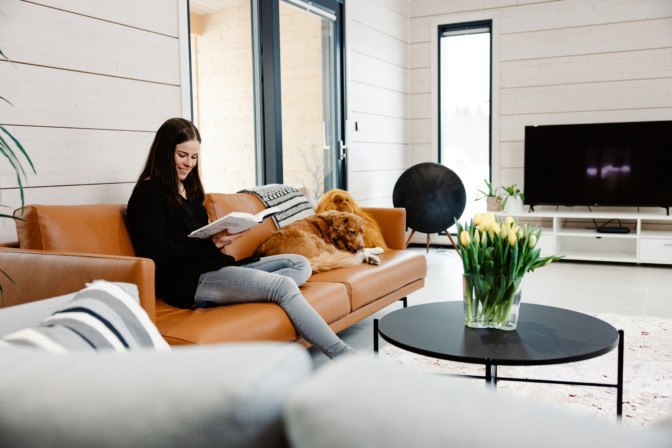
left=0, top=248, right=156, bottom=321
left=362, top=207, right=406, bottom=250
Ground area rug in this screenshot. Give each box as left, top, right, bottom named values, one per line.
left=380, top=313, right=671, bottom=427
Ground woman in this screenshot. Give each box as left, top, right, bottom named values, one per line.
left=126, top=117, right=355, bottom=359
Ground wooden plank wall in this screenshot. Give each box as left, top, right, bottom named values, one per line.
left=0, top=0, right=185, bottom=242
left=409, top=0, right=672, bottom=212
left=346, top=0, right=409, bottom=207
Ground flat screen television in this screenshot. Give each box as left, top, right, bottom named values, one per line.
left=524, top=120, right=672, bottom=209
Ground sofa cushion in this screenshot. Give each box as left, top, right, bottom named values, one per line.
left=285, top=356, right=672, bottom=448
left=0, top=342, right=311, bottom=448
left=155, top=281, right=350, bottom=345
left=237, top=184, right=315, bottom=227
left=14, top=204, right=135, bottom=256
left=0, top=281, right=168, bottom=352
left=0, top=292, right=74, bottom=337
left=308, top=250, right=426, bottom=311
left=204, top=193, right=278, bottom=260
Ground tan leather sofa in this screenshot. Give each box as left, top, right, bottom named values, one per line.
left=7, top=193, right=426, bottom=346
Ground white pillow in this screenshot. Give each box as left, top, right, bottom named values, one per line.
left=0, top=280, right=169, bottom=352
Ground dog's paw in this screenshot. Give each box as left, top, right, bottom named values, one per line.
left=363, top=254, right=381, bottom=265
left=355, top=251, right=381, bottom=265
left=365, top=247, right=384, bottom=255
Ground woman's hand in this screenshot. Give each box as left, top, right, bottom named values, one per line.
left=211, top=229, right=247, bottom=250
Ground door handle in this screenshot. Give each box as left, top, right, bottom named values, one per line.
left=339, top=140, right=347, bottom=160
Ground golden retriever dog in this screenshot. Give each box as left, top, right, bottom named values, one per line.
left=316, top=189, right=388, bottom=250
left=256, top=210, right=382, bottom=273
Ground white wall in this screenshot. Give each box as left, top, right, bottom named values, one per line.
left=0, top=0, right=188, bottom=242
left=345, top=0, right=410, bottom=207
left=3, top=0, right=671, bottom=243
left=409, top=0, right=672, bottom=207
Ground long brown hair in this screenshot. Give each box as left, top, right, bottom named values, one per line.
left=137, top=117, right=204, bottom=205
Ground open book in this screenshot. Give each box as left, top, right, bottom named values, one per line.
left=188, top=206, right=281, bottom=239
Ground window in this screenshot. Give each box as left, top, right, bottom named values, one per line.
left=439, top=21, right=492, bottom=224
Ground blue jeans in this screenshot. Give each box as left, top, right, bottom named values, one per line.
left=194, top=254, right=351, bottom=358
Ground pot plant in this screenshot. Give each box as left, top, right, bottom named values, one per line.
left=500, top=184, right=524, bottom=213
left=475, top=179, right=501, bottom=212
left=1, top=46, right=36, bottom=298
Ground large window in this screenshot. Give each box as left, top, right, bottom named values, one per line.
left=188, top=0, right=345, bottom=195
left=439, top=21, right=492, bottom=223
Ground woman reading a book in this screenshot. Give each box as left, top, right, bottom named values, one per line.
left=127, top=117, right=355, bottom=359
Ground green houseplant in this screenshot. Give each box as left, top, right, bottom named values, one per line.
left=0, top=46, right=36, bottom=297
left=500, top=184, right=524, bottom=212
left=475, top=179, right=501, bottom=212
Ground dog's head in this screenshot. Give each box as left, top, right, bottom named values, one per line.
left=319, top=210, right=366, bottom=253
left=317, top=189, right=361, bottom=215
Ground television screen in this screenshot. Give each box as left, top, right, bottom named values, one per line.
left=524, top=121, right=672, bottom=208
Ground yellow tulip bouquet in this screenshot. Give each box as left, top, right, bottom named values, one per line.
left=456, top=213, right=561, bottom=330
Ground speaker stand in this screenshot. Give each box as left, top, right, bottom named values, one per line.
left=405, top=229, right=461, bottom=256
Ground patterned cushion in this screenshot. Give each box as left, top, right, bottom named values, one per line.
left=237, top=184, right=315, bottom=227
left=0, top=281, right=169, bottom=352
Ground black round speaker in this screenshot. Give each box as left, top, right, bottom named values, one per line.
left=392, top=162, right=467, bottom=234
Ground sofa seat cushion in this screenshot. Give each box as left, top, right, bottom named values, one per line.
left=308, top=250, right=426, bottom=312
left=155, top=281, right=350, bottom=345
left=0, top=343, right=311, bottom=448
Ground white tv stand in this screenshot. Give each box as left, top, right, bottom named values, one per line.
left=497, top=210, right=672, bottom=265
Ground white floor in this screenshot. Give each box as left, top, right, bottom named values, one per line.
left=310, top=246, right=672, bottom=363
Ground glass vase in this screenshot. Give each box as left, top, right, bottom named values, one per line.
left=463, top=274, right=524, bottom=331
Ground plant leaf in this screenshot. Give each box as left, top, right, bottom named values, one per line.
left=0, top=125, right=35, bottom=173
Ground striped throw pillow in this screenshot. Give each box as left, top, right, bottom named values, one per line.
left=0, top=281, right=169, bottom=353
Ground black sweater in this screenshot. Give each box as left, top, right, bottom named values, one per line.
left=126, top=180, right=237, bottom=308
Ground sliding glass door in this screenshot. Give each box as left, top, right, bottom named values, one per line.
left=279, top=0, right=340, bottom=199
left=188, top=0, right=257, bottom=193
left=188, top=0, right=345, bottom=194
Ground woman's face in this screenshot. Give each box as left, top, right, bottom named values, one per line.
left=174, top=139, right=200, bottom=181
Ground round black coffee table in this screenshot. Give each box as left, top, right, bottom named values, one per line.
left=374, top=301, right=624, bottom=417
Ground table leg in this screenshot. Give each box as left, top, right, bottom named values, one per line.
left=617, top=329, right=624, bottom=418
left=484, top=361, right=497, bottom=388
left=373, top=318, right=379, bottom=354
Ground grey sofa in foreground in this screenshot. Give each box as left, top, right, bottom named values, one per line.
left=1, top=292, right=670, bottom=448
left=286, top=356, right=672, bottom=448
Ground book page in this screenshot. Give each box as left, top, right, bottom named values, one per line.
left=188, top=206, right=281, bottom=239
